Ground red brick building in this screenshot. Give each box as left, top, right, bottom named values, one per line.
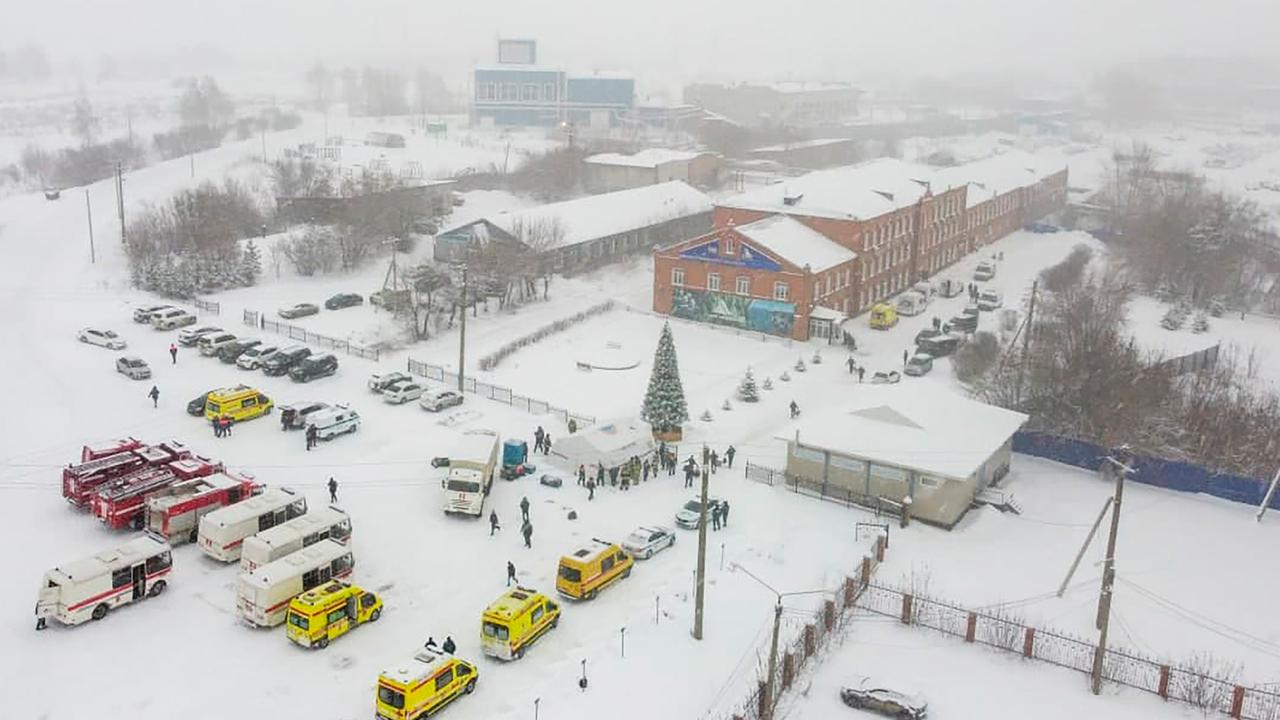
left=653, top=152, right=1068, bottom=340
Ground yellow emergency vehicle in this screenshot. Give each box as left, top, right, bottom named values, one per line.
left=481, top=586, right=560, bottom=660
left=204, top=386, right=273, bottom=422
left=555, top=539, right=633, bottom=600
left=285, top=580, right=382, bottom=649
left=869, top=303, right=899, bottom=330
left=376, top=647, right=478, bottom=720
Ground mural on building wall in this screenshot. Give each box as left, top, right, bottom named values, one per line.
left=678, top=239, right=783, bottom=271
left=671, top=288, right=795, bottom=337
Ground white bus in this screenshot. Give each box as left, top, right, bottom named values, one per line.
left=441, top=430, right=499, bottom=516
left=197, top=487, right=307, bottom=562
left=235, top=540, right=355, bottom=627
left=239, top=506, right=352, bottom=573
left=35, top=533, right=173, bottom=629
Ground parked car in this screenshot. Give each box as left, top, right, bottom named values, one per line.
left=325, top=293, right=364, bottom=310
left=977, top=289, right=1003, bottom=311
left=369, top=289, right=410, bottom=310
left=236, top=344, right=280, bottom=370
left=383, top=381, right=426, bottom=404
left=187, top=391, right=211, bottom=416
left=675, top=497, right=725, bottom=530
left=935, top=278, right=964, bottom=298
left=278, top=303, right=319, bottom=319
left=895, top=291, right=930, bottom=317
left=197, top=332, right=238, bottom=356
left=306, top=406, right=361, bottom=440
left=280, top=401, right=331, bottom=430
left=917, top=334, right=962, bottom=358
left=262, top=346, right=312, bottom=376
left=178, top=325, right=223, bottom=347
left=870, top=370, right=901, bottom=384
left=288, top=353, right=338, bottom=383
left=151, top=308, right=198, bottom=330
left=973, top=260, right=997, bottom=281
left=419, top=388, right=464, bottom=412
left=78, top=327, right=126, bottom=350
left=115, top=356, right=151, bottom=380
left=839, top=677, right=927, bottom=719
left=904, top=354, right=934, bottom=377
left=1026, top=222, right=1060, bottom=233
left=368, top=371, right=413, bottom=393
left=913, top=328, right=941, bottom=346
left=622, top=526, right=676, bottom=559
left=948, top=312, right=978, bottom=334
left=217, top=338, right=262, bottom=364
left=133, top=304, right=174, bottom=323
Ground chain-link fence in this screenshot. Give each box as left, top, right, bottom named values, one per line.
left=406, top=357, right=595, bottom=428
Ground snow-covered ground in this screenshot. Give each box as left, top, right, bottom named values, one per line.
left=2, top=123, right=1279, bottom=720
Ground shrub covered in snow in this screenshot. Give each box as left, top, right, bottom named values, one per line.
left=479, top=301, right=616, bottom=371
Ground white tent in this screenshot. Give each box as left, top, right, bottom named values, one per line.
left=549, top=418, right=656, bottom=472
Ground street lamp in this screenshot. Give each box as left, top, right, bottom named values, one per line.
left=730, top=563, right=831, bottom=720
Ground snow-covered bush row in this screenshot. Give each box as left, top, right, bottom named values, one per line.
left=477, top=300, right=616, bottom=371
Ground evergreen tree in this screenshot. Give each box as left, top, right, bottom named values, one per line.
left=641, top=322, right=689, bottom=434
left=737, top=368, right=760, bottom=402
left=241, top=240, right=262, bottom=286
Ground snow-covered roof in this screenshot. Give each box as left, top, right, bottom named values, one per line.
left=482, top=182, right=712, bottom=250
left=769, top=81, right=859, bottom=95
left=51, top=535, right=169, bottom=584
left=776, top=387, right=1027, bottom=480
left=241, top=540, right=349, bottom=589
left=584, top=149, right=703, bottom=168
left=930, top=150, right=1066, bottom=209
left=721, top=158, right=934, bottom=220
left=750, top=138, right=854, bottom=153
left=734, top=215, right=856, bottom=272
left=808, top=305, right=846, bottom=322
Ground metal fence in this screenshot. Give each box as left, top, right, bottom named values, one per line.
left=855, top=583, right=1280, bottom=720
left=406, top=357, right=595, bottom=428
left=192, top=297, right=220, bottom=315
left=744, top=461, right=904, bottom=519
left=1154, top=342, right=1221, bottom=375
left=242, top=310, right=381, bottom=362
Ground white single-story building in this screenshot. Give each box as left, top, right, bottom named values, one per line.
left=776, top=388, right=1027, bottom=528
left=583, top=149, right=723, bottom=192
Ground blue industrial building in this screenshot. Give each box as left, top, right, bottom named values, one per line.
left=473, top=40, right=634, bottom=128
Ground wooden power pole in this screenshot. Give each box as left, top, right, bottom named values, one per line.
left=1091, top=453, right=1129, bottom=695
left=457, top=264, right=468, bottom=392
left=763, top=601, right=782, bottom=719
left=1016, top=279, right=1037, bottom=406
left=692, top=466, right=710, bottom=640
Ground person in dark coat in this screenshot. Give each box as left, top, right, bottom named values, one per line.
left=534, top=426, right=545, bottom=453
left=721, top=501, right=731, bottom=527
left=578, top=464, right=586, bottom=486
left=222, top=415, right=232, bottom=436
left=710, top=451, right=719, bottom=474
left=903, top=349, right=909, bottom=367
left=790, top=400, right=800, bottom=419
left=521, top=520, right=533, bottom=549
left=520, top=496, right=530, bottom=522
left=305, top=424, right=318, bottom=451
left=932, top=316, right=941, bottom=331
left=212, top=415, right=222, bottom=438
left=711, top=504, right=722, bottom=531
left=148, top=385, right=160, bottom=408
left=609, top=466, right=619, bottom=487
left=702, top=444, right=710, bottom=467
left=425, top=636, right=438, bottom=650
left=543, top=433, right=552, bottom=455
left=442, top=636, right=456, bottom=654
left=490, top=510, right=500, bottom=536
left=857, top=366, right=865, bottom=383
left=507, top=561, right=516, bottom=586
left=281, top=407, right=294, bottom=431
left=328, top=477, right=338, bottom=503
left=847, top=356, right=856, bottom=374
left=725, top=445, right=736, bottom=469
left=596, top=462, right=605, bottom=487
left=586, top=478, right=595, bottom=500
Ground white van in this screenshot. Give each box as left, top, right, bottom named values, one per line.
left=977, top=289, right=1004, bottom=311
left=974, top=260, right=997, bottom=281
left=308, top=406, right=361, bottom=440
left=895, top=290, right=930, bottom=316
left=152, top=308, right=197, bottom=330
left=35, top=534, right=173, bottom=628
left=197, top=487, right=307, bottom=562
left=235, top=540, right=355, bottom=627
left=240, top=506, right=352, bottom=573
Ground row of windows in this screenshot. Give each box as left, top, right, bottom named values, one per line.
left=672, top=268, right=789, bottom=301
left=476, top=81, right=559, bottom=103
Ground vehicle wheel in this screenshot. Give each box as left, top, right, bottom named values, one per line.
left=188, top=529, right=198, bottom=544
left=644, top=549, right=652, bottom=559
left=316, top=636, right=329, bottom=649
left=78, top=335, right=87, bottom=343
left=370, top=608, right=382, bottom=622
left=585, top=589, right=597, bottom=601
left=514, top=646, right=525, bottom=660
left=92, top=604, right=109, bottom=621
left=348, top=424, right=357, bottom=434
left=148, top=580, right=166, bottom=597
left=464, top=679, right=476, bottom=694
left=622, top=567, right=632, bottom=578
left=550, top=615, right=559, bottom=629
left=132, top=515, right=143, bottom=530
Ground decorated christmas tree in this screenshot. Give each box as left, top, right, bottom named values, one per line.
left=737, top=368, right=760, bottom=402
left=641, top=322, right=690, bottom=437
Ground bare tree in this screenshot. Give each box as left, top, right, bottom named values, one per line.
left=71, top=95, right=99, bottom=148
left=399, top=264, right=452, bottom=340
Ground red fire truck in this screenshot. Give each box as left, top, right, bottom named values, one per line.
left=79, top=437, right=142, bottom=463
left=146, top=471, right=257, bottom=544
left=93, top=457, right=221, bottom=530
left=62, top=441, right=191, bottom=508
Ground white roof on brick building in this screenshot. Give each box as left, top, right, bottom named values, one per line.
left=930, top=150, right=1065, bottom=209
left=584, top=149, right=703, bottom=168
left=722, top=157, right=934, bottom=220
left=734, top=215, right=856, bottom=272
left=776, top=386, right=1028, bottom=480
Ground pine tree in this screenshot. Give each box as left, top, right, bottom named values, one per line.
left=241, top=240, right=262, bottom=286
left=641, top=322, right=689, bottom=434
left=737, top=368, right=760, bottom=402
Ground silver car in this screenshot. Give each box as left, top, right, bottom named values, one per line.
left=115, top=356, right=152, bottom=380
left=78, top=327, right=126, bottom=350
left=840, top=677, right=927, bottom=719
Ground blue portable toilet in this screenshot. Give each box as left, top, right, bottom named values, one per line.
left=503, top=439, right=527, bottom=467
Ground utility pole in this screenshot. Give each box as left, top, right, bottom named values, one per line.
left=1016, top=279, right=1037, bottom=406
left=1256, top=466, right=1279, bottom=522
left=190, top=153, right=195, bottom=179
left=763, top=601, right=783, bottom=720
left=115, top=162, right=125, bottom=245
left=261, top=127, right=268, bottom=163
left=1091, top=452, right=1130, bottom=695
left=692, top=466, right=710, bottom=640
left=1057, top=496, right=1113, bottom=597
left=458, top=264, right=468, bottom=392
left=84, top=190, right=96, bottom=264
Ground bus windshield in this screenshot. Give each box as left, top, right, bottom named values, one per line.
left=482, top=621, right=510, bottom=641
left=377, top=686, right=405, bottom=709
left=446, top=479, right=481, bottom=493
left=287, top=612, right=309, bottom=631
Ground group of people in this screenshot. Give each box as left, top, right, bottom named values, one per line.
left=488, top=496, right=534, bottom=549
left=423, top=635, right=457, bottom=654
left=304, top=424, right=320, bottom=451
left=681, top=443, right=737, bottom=488
left=845, top=356, right=867, bottom=382
left=211, top=414, right=234, bottom=438
left=532, top=426, right=554, bottom=455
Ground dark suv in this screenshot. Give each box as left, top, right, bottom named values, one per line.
left=217, top=338, right=262, bottom=364
left=325, top=293, right=363, bottom=310
left=288, top=353, right=338, bottom=383
left=262, top=346, right=312, bottom=376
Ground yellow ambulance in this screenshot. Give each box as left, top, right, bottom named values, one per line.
left=869, top=303, right=899, bottom=330
left=555, top=539, right=633, bottom=600
left=376, top=647, right=478, bottom=720
left=480, top=586, right=560, bottom=660
left=285, top=580, right=382, bottom=649
left=204, top=386, right=273, bottom=422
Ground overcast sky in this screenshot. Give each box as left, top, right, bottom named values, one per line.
left=8, top=0, right=1280, bottom=96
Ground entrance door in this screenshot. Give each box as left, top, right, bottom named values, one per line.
left=132, top=564, right=146, bottom=600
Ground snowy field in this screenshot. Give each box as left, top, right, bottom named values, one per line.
left=2, top=122, right=1280, bottom=720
